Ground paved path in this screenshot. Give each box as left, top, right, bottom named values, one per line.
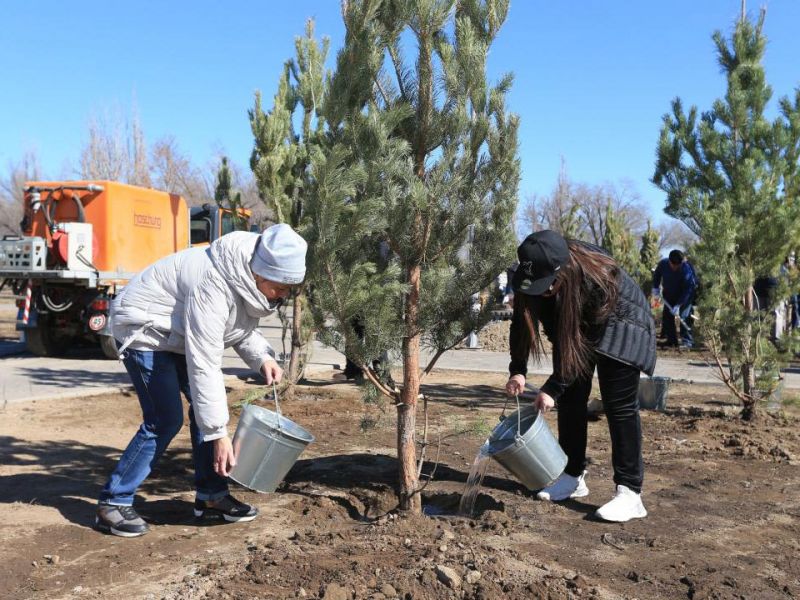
left=2, top=312, right=799, bottom=404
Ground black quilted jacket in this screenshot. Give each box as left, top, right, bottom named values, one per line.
left=509, top=243, right=656, bottom=399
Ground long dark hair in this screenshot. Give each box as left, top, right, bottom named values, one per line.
left=515, top=241, right=620, bottom=380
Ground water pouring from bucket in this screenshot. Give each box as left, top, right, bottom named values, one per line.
left=229, top=383, right=315, bottom=493
left=459, top=393, right=567, bottom=516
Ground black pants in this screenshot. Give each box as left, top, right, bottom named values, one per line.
left=557, top=354, right=644, bottom=493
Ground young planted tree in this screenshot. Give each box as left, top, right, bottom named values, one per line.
left=653, top=10, right=800, bottom=420
left=307, top=0, right=520, bottom=512
left=602, top=203, right=640, bottom=276
left=638, top=222, right=661, bottom=292
left=214, top=156, right=246, bottom=230
left=249, top=20, right=330, bottom=386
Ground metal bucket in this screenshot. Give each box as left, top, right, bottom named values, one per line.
left=229, top=400, right=315, bottom=493
left=486, top=404, right=567, bottom=490
left=637, top=376, right=670, bottom=411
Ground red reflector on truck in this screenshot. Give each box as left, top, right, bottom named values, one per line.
left=91, top=299, right=110, bottom=311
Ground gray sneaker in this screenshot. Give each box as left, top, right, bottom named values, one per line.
left=95, top=504, right=149, bottom=537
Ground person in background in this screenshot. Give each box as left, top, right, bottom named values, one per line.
left=96, top=224, right=307, bottom=537
left=505, top=230, right=655, bottom=523
left=652, top=249, right=697, bottom=348
left=780, top=253, right=799, bottom=330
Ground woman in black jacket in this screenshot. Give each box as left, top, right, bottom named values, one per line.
left=505, top=230, right=656, bottom=522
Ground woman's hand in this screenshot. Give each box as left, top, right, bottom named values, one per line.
left=505, top=374, right=526, bottom=397
left=534, top=390, right=555, bottom=413
left=213, top=435, right=236, bottom=477
left=261, top=359, right=284, bottom=385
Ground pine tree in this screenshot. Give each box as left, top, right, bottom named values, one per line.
left=638, top=221, right=660, bottom=292
left=307, top=0, right=520, bottom=512
left=250, top=20, right=330, bottom=387
left=214, top=156, right=233, bottom=206
left=653, top=9, right=800, bottom=420
left=602, top=203, right=640, bottom=277
left=214, top=156, right=245, bottom=230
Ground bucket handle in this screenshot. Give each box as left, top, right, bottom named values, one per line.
left=266, top=381, right=283, bottom=431
left=514, top=394, right=523, bottom=441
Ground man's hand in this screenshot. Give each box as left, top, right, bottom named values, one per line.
left=671, top=304, right=681, bottom=317
left=505, top=374, right=525, bottom=397
left=261, top=359, right=284, bottom=385
left=213, top=436, right=236, bottom=477
left=534, top=390, right=555, bottom=413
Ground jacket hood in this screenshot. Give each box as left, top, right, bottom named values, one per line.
left=208, top=232, right=275, bottom=318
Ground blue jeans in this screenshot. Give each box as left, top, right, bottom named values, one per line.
left=661, top=303, right=693, bottom=347
left=98, top=349, right=229, bottom=506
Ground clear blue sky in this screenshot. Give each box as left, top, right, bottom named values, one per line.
left=2, top=1, right=799, bottom=224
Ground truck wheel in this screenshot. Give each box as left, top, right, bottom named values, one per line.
left=25, top=322, right=72, bottom=357
left=99, top=335, right=119, bottom=360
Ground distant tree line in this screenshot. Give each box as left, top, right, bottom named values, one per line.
left=0, top=103, right=271, bottom=235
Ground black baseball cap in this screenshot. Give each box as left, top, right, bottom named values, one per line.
left=511, top=230, right=570, bottom=296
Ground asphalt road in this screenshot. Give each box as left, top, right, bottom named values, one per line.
left=2, top=312, right=799, bottom=405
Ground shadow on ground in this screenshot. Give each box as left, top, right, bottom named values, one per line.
left=284, top=452, right=529, bottom=496
left=0, top=435, right=197, bottom=528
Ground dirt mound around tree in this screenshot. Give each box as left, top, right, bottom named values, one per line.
left=1, top=375, right=799, bottom=599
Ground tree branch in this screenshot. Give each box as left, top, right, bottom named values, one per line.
left=373, top=74, right=391, bottom=107
left=362, top=363, right=399, bottom=399
left=388, top=44, right=408, bottom=102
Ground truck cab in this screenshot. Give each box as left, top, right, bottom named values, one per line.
left=190, top=204, right=252, bottom=246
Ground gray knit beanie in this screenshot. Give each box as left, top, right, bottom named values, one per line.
left=250, top=224, right=307, bottom=284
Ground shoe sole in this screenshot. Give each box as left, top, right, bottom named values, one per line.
left=94, top=517, right=148, bottom=538
left=594, top=508, right=648, bottom=522
left=537, top=487, right=590, bottom=502
left=193, top=509, right=258, bottom=523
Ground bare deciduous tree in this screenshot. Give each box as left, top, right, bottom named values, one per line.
left=0, top=150, right=41, bottom=236
left=79, top=103, right=150, bottom=186
left=522, top=161, right=649, bottom=244
left=656, top=219, right=698, bottom=254
left=149, top=136, right=208, bottom=206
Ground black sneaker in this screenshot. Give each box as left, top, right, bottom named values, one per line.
left=95, top=504, right=150, bottom=537
left=194, top=495, right=258, bottom=523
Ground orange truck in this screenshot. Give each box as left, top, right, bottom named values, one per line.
left=0, top=181, right=250, bottom=358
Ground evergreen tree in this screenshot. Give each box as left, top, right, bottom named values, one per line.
left=307, top=0, right=520, bottom=512
left=214, top=156, right=233, bottom=206
left=602, top=203, right=640, bottom=277
left=638, top=221, right=660, bottom=292
left=214, top=156, right=244, bottom=225
left=250, top=20, right=330, bottom=387
left=653, top=9, right=800, bottom=420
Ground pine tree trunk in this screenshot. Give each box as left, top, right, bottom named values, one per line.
left=398, top=264, right=422, bottom=513
left=741, top=289, right=757, bottom=421
left=287, top=292, right=305, bottom=386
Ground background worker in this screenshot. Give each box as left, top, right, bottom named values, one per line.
left=505, top=230, right=656, bottom=523
left=652, top=249, right=697, bottom=348
left=96, top=224, right=307, bottom=537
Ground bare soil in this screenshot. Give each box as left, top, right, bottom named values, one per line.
left=0, top=297, right=19, bottom=340
left=1, top=370, right=799, bottom=600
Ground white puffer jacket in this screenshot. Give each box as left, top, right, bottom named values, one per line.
left=111, top=231, right=275, bottom=441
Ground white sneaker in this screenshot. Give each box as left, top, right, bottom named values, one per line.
left=536, top=470, right=589, bottom=501
left=595, top=485, right=647, bottom=522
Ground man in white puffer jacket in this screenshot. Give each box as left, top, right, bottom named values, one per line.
left=96, top=224, right=307, bottom=537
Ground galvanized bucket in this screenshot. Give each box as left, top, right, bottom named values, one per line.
left=637, top=376, right=670, bottom=411
left=229, top=387, right=314, bottom=493
left=486, top=402, right=567, bottom=490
